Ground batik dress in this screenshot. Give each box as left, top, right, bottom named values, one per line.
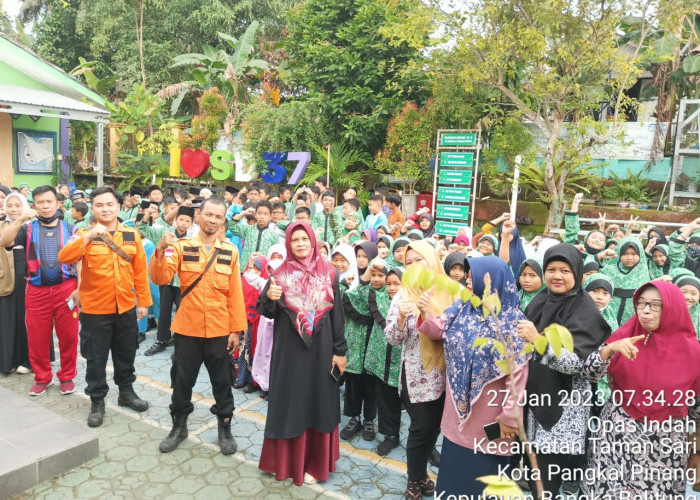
left=343, top=282, right=372, bottom=375
left=601, top=238, right=651, bottom=326
left=364, top=286, right=402, bottom=388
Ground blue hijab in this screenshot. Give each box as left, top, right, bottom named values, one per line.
left=498, top=223, right=527, bottom=280
left=442, top=256, right=530, bottom=428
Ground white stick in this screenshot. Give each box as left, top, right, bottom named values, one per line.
left=510, top=155, right=521, bottom=222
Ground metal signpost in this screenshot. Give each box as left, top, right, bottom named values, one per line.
left=431, top=130, right=481, bottom=236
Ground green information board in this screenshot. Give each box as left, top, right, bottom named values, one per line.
left=437, top=187, right=471, bottom=203
left=440, top=152, right=474, bottom=167
left=438, top=169, right=472, bottom=185
left=435, top=221, right=466, bottom=236
left=436, top=204, right=469, bottom=219
left=440, top=133, right=477, bottom=147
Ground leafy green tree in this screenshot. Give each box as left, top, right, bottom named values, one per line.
left=284, top=0, right=431, bottom=153
left=374, top=101, right=433, bottom=194
left=239, top=100, right=329, bottom=172
left=442, top=0, right=641, bottom=231
left=30, top=0, right=293, bottom=92
left=616, top=3, right=700, bottom=161
left=480, top=116, right=536, bottom=196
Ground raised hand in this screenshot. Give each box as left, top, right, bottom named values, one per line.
left=157, top=232, right=177, bottom=251
left=267, top=277, right=282, bottom=301
left=602, top=334, right=646, bottom=361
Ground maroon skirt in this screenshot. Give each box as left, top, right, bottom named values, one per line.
left=258, top=426, right=340, bottom=486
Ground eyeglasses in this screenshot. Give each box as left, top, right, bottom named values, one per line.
left=634, top=301, right=663, bottom=312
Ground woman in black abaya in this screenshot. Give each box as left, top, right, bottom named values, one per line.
left=517, top=243, right=610, bottom=495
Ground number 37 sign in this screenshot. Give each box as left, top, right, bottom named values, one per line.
left=259, top=152, right=311, bottom=184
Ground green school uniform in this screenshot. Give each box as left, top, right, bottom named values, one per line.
left=364, top=286, right=402, bottom=388
left=601, top=237, right=650, bottom=326
left=646, top=244, right=670, bottom=279
left=342, top=282, right=372, bottom=375
left=228, top=220, right=280, bottom=269
left=518, top=258, right=545, bottom=311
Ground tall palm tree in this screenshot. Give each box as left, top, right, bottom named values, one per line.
left=300, top=143, right=371, bottom=200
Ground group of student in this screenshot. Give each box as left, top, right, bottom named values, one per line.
left=3, top=178, right=700, bottom=499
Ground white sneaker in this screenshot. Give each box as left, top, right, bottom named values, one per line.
left=16, top=366, right=31, bottom=374
left=303, top=473, right=317, bottom=484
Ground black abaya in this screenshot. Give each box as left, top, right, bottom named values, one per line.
left=257, top=274, right=347, bottom=439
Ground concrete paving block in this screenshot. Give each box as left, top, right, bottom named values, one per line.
left=37, top=438, right=99, bottom=483
left=193, top=484, right=232, bottom=500
left=0, top=456, right=36, bottom=500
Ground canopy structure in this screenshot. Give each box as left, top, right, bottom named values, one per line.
left=0, top=36, right=110, bottom=186
left=0, top=83, right=110, bottom=124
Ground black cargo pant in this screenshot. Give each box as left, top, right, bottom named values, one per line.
left=80, top=308, right=138, bottom=398
left=170, top=333, right=234, bottom=418
left=156, top=284, right=181, bottom=342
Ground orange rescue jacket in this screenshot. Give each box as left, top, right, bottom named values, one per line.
left=58, top=224, right=153, bottom=314
left=150, top=235, right=246, bottom=338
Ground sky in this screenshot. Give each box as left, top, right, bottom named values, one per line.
left=2, top=0, right=21, bottom=18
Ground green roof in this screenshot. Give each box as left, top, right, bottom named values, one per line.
left=0, top=35, right=107, bottom=109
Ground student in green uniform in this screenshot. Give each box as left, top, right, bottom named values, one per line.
left=229, top=200, right=280, bottom=270
left=646, top=243, right=670, bottom=279
left=340, top=255, right=381, bottom=442
left=518, top=258, right=545, bottom=310
left=601, top=237, right=651, bottom=326
left=583, top=273, right=618, bottom=404
left=476, top=234, right=498, bottom=257
left=673, top=274, right=700, bottom=338
left=365, top=266, right=403, bottom=456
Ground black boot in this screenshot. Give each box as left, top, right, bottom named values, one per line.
left=159, top=413, right=188, bottom=453
left=144, top=341, right=167, bottom=356
left=217, top=416, right=237, bottom=455
left=87, top=397, right=105, bottom=427
left=118, top=387, right=149, bottom=412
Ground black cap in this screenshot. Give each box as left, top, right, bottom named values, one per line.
left=177, top=206, right=195, bottom=219
left=70, top=190, right=86, bottom=200
left=191, top=198, right=204, bottom=207
left=225, top=186, right=239, bottom=195
left=147, top=184, right=163, bottom=195
left=129, top=186, right=144, bottom=197
left=188, top=187, right=201, bottom=195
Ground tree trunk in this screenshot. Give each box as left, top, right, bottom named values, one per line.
left=543, top=115, right=565, bottom=232
left=545, top=197, right=566, bottom=236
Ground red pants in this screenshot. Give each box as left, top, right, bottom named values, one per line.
left=25, top=279, right=79, bottom=384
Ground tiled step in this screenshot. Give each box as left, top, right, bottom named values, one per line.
left=0, top=387, right=98, bottom=499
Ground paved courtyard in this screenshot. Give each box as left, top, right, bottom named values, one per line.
left=1, top=334, right=438, bottom=500
left=4, top=335, right=700, bottom=499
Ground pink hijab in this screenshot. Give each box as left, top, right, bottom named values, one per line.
left=272, top=222, right=336, bottom=346
left=607, top=281, right=700, bottom=422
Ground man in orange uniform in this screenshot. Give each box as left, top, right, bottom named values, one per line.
left=150, top=196, right=246, bottom=455
left=58, top=186, right=152, bottom=427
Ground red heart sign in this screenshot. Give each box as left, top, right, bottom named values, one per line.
left=180, top=148, right=210, bottom=178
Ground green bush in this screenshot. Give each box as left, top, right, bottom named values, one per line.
left=602, top=168, right=653, bottom=203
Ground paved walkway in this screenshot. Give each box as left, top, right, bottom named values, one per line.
left=2, top=335, right=438, bottom=499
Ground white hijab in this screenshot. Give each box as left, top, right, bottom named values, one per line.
left=266, top=243, right=287, bottom=262
left=3, top=193, right=30, bottom=223
left=331, top=243, right=358, bottom=290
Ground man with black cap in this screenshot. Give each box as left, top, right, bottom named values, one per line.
left=187, top=187, right=201, bottom=201
left=147, top=185, right=164, bottom=205
left=143, top=205, right=195, bottom=355
left=223, top=186, right=238, bottom=208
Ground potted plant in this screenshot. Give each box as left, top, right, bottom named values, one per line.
left=374, top=102, right=433, bottom=214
